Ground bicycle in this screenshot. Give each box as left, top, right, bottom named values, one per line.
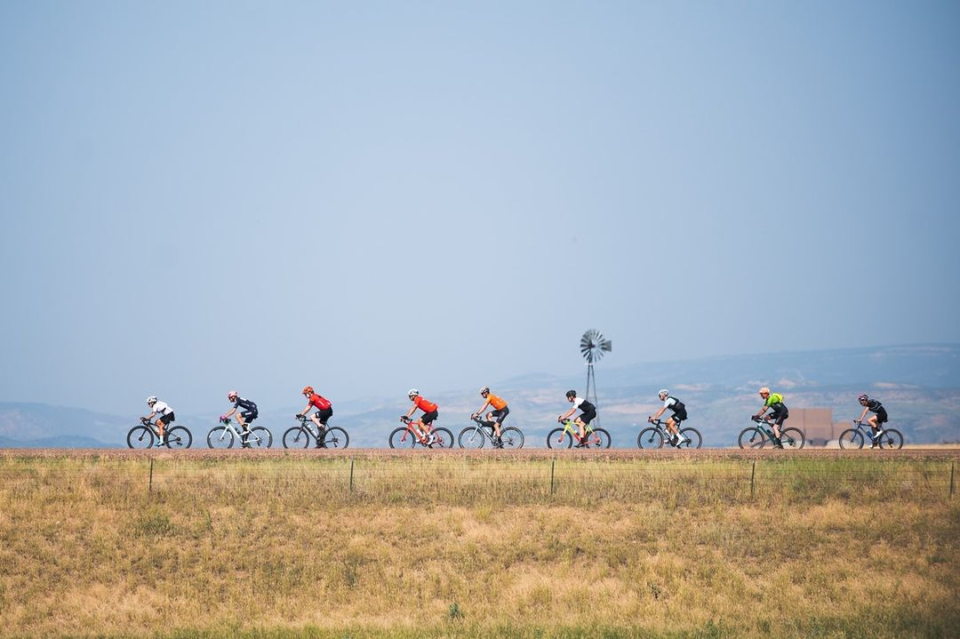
left=547, top=418, right=611, bottom=449
left=838, top=420, right=903, bottom=450
left=389, top=416, right=454, bottom=449
left=127, top=418, right=193, bottom=449
left=458, top=415, right=524, bottom=449
left=206, top=417, right=273, bottom=449
left=282, top=415, right=350, bottom=449
left=738, top=416, right=805, bottom=450
left=637, top=418, right=702, bottom=449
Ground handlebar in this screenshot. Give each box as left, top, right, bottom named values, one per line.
left=647, top=418, right=664, bottom=426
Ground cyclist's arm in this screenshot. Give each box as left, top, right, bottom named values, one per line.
left=300, top=403, right=313, bottom=416
left=857, top=407, right=869, bottom=422
left=405, top=405, right=418, bottom=419
left=753, top=405, right=769, bottom=419
left=473, top=400, right=490, bottom=417
left=223, top=407, right=238, bottom=419
left=651, top=406, right=666, bottom=420
left=144, top=410, right=157, bottom=420
left=559, top=407, right=576, bottom=421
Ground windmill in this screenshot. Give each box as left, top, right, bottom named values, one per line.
left=580, top=329, right=612, bottom=424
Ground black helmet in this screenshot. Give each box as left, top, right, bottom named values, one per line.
left=565, top=390, right=577, bottom=399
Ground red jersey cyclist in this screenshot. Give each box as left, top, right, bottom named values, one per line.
left=403, top=389, right=439, bottom=445
left=472, top=386, right=509, bottom=448
left=297, top=386, right=333, bottom=448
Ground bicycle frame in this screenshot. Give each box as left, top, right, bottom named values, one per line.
left=399, top=416, right=432, bottom=445
left=215, top=418, right=267, bottom=446
left=559, top=419, right=599, bottom=444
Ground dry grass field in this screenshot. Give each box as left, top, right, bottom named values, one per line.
left=0, top=449, right=957, bottom=638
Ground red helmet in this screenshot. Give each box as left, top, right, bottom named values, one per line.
left=303, top=386, right=314, bottom=395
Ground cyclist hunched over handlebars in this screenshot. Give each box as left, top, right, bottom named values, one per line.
left=221, top=391, right=258, bottom=448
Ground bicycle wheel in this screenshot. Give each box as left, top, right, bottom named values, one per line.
left=678, top=428, right=702, bottom=449
left=499, top=427, right=524, bottom=449
left=429, top=427, right=454, bottom=448
left=547, top=428, right=572, bottom=449
left=738, top=427, right=767, bottom=449
left=588, top=428, right=612, bottom=449
left=389, top=427, right=415, bottom=449
left=637, top=427, right=664, bottom=449
left=164, top=426, right=192, bottom=449
left=780, top=427, right=805, bottom=450
left=127, top=426, right=154, bottom=449
left=321, top=427, right=349, bottom=449
left=207, top=426, right=234, bottom=449
left=838, top=428, right=864, bottom=450
left=458, top=427, right=486, bottom=449
left=878, top=429, right=903, bottom=450
left=247, top=427, right=272, bottom=448
left=283, top=426, right=311, bottom=449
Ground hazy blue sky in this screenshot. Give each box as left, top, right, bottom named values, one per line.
left=2, top=1, right=958, bottom=415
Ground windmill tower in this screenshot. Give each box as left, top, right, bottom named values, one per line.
left=580, top=329, right=612, bottom=425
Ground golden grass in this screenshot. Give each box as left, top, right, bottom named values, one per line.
left=0, top=453, right=957, bottom=638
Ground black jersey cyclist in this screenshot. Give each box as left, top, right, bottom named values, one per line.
left=221, top=391, right=258, bottom=447
left=857, top=394, right=889, bottom=448
left=649, top=389, right=689, bottom=447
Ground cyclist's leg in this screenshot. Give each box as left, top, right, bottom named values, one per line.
left=665, top=416, right=678, bottom=440
left=156, top=414, right=167, bottom=440
left=421, top=411, right=438, bottom=442
left=492, top=408, right=507, bottom=439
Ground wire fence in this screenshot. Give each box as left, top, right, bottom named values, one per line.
left=0, top=453, right=954, bottom=506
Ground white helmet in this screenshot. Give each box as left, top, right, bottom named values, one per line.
left=658, top=389, right=669, bottom=398
left=146, top=395, right=158, bottom=405
left=480, top=386, right=490, bottom=395
left=408, top=388, right=419, bottom=398
left=759, top=387, right=770, bottom=395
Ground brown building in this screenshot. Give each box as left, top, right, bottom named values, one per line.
left=785, top=408, right=834, bottom=446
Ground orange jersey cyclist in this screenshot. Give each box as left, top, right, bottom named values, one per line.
left=298, top=386, right=333, bottom=448
left=404, top=389, right=439, bottom=445
left=472, top=386, right=509, bottom=448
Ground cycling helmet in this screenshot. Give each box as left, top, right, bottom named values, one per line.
left=303, top=386, right=314, bottom=395
left=565, top=390, right=577, bottom=399
left=146, top=396, right=157, bottom=405
left=758, top=387, right=770, bottom=395
left=480, top=386, right=490, bottom=395
left=858, top=393, right=869, bottom=402
left=408, top=388, right=419, bottom=398
left=227, top=390, right=238, bottom=401
left=658, top=389, right=669, bottom=398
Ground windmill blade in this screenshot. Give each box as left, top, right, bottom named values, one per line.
left=580, top=329, right=611, bottom=363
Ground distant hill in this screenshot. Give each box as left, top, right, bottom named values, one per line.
left=2, top=344, right=958, bottom=448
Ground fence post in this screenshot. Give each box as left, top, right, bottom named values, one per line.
left=149, top=457, right=154, bottom=494
left=349, top=456, right=355, bottom=494
left=550, top=457, right=556, bottom=496
left=750, top=460, right=756, bottom=499
left=950, top=462, right=955, bottom=499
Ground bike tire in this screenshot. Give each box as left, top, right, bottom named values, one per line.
left=321, top=427, right=349, bottom=449
left=678, top=427, right=702, bottom=449
left=499, top=427, right=524, bottom=449
left=458, top=427, right=486, bottom=449
left=164, top=426, right=192, bottom=449
left=282, top=426, right=311, bottom=449
left=389, top=427, right=415, bottom=449
left=637, top=427, right=664, bottom=449
left=878, top=429, right=903, bottom=450
left=247, top=426, right=272, bottom=448
left=781, top=427, right=805, bottom=450
left=838, top=428, right=864, bottom=450
left=589, top=428, right=612, bottom=449
left=207, top=426, right=234, bottom=449
left=547, top=428, right=572, bottom=449
left=430, top=427, right=454, bottom=448
left=127, top=426, right=154, bottom=449
left=738, top=427, right=767, bottom=449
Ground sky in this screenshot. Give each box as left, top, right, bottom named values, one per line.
left=1, top=1, right=959, bottom=416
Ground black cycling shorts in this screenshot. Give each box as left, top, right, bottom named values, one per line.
left=421, top=410, right=438, bottom=425
left=874, top=408, right=888, bottom=424
left=490, top=406, right=510, bottom=424
left=315, top=407, right=333, bottom=425
left=241, top=410, right=258, bottom=423
left=769, top=403, right=788, bottom=426
left=579, top=408, right=597, bottom=425
left=670, top=410, right=687, bottom=423
left=158, top=412, right=175, bottom=426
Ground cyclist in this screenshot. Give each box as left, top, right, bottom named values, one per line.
left=297, top=386, right=333, bottom=449
left=558, top=390, right=596, bottom=446
left=754, top=387, right=788, bottom=449
left=143, top=396, right=175, bottom=445
left=221, top=391, right=258, bottom=448
left=472, top=386, right=509, bottom=448
left=648, top=389, right=688, bottom=447
left=404, top=389, right=439, bottom=445
left=856, top=393, right=889, bottom=449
